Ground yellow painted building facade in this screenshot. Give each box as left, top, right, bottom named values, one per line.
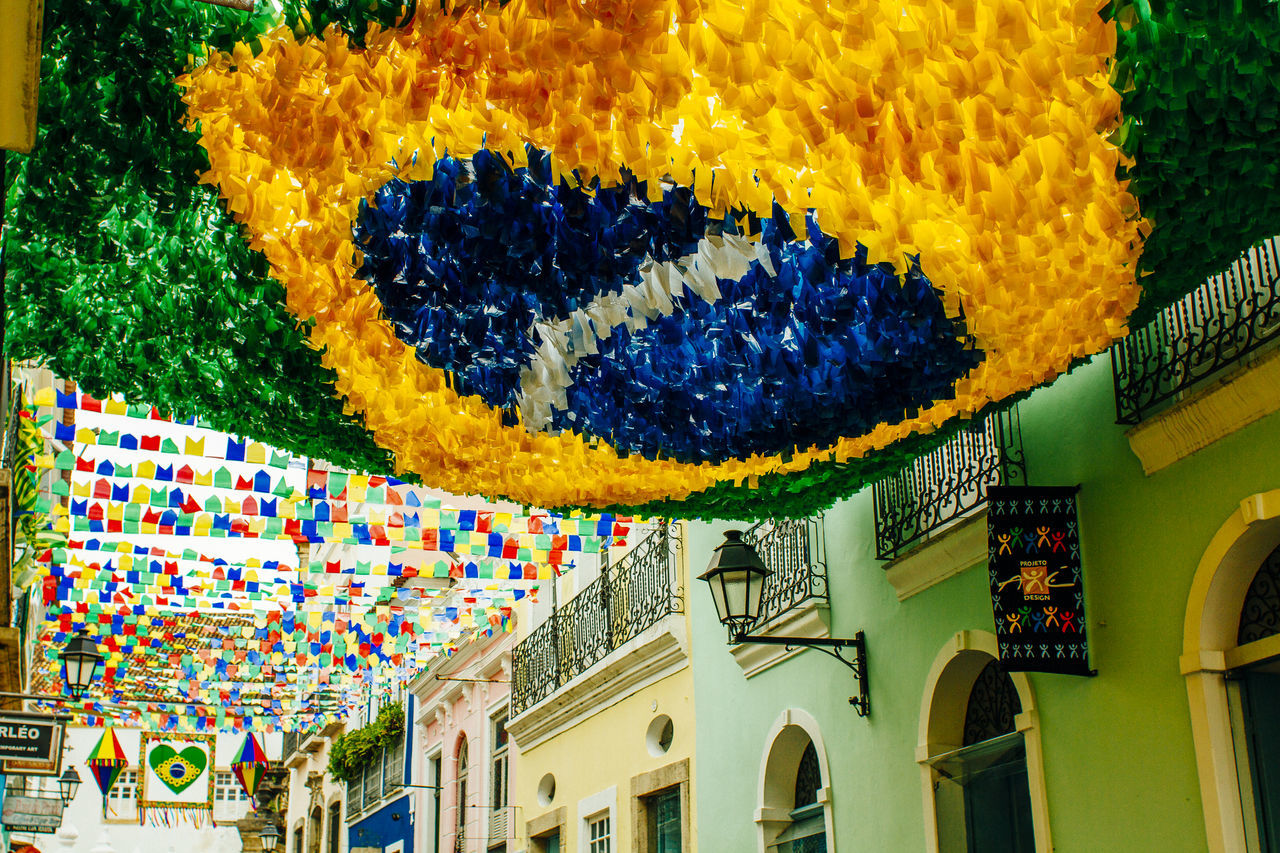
left=508, top=522, right=696, bottom=853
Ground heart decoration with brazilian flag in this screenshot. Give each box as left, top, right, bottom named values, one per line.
left=7, top=0, right=1280, bottom=519
left=139, top=732, right=215, bottom=826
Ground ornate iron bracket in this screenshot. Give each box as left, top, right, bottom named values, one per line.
left=733, top=630, right=870, bottom=717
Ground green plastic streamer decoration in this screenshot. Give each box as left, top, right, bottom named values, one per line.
left=1108, top=0, right=1280, bottom=324
left=2, top=0, right=410, bottom=476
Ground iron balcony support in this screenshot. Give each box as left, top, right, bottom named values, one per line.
left=733, top=630, right=870, bottom=717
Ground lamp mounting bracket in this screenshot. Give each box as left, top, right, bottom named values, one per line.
left=732, top=630, right=870, bottom=717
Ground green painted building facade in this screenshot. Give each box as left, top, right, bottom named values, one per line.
left=687, top=264, right=1280, bottom=852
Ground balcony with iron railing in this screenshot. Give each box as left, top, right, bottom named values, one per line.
left=510, top=522, right=683, bottom=717
left=740, top=516, right=827, bottom=633
left=344, top=737, right=406, bottom=821
left=1112, top=237, right=1280, bottom=424
left=873, top=408, right=1026, bottom=562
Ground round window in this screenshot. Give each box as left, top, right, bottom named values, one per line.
left=536, top=773, right=556, bottom=806
left=646, top=714, right=674, bottom=757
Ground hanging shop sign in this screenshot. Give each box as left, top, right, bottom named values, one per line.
left=987, top=486, right=1094, bottom=676
left=0, top=712, right=65, bottom=776
left=1, top=795, right=64, bottom=834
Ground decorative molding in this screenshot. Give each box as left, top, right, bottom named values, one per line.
left=630, top=759, right=690, bottom=853
left=884, top=511, right=988, bottom=601
left=506, top=614, right=688, bottom=751
left=1126, top=347, right=1280, bottom=475
left=526, top=805, right=566, bottom=841
left=1181, top=489, right=1280, bottom=853
left=730, top=601, right=830, bottom=677
left=756, top=708, right=835, bottom=853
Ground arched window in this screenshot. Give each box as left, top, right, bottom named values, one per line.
left=919, top=631, right=1051, bottom=853
left=931, top=660, right=1034, bottom=851
left=1229, top=543, right=1280, bottom=851
left=456, top=738, right=470, bottom=851
left=758, top=711, right=832, bottom=853
left=1183, top=491, right=1280, bottom=853
left=308, top=806, right=323, bottom=853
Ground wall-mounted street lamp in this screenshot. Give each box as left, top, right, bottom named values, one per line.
left=58, top=630, right=104, bottom=699
left=57, top=767, right=82, bottom=805
left=258, top=820, right=281, bottom=853
left=699, top=530, right=871, bottom=717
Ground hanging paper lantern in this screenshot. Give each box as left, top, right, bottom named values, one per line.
left=231, top=733, right=270, bottom=803
left=86, top=728, right=129, bottom=810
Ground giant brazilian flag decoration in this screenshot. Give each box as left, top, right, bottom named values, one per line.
left=6, top=0, right=1280, bottom=519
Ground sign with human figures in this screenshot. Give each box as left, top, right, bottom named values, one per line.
left=988, top=486, right=1094, bottom=676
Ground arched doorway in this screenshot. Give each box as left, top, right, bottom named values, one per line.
left=918, top=630, right=1051, bottom=853
left=757, top=709, right=834, bottom=853
left=1184, top=489, right=1280, bottom=852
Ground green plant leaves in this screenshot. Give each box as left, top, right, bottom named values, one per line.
left=325, top=702, right=405, bottom=781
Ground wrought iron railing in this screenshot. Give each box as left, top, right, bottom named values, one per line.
left=741, top=516, right=827, bottom=632
left=282, top=731, right=299, bottom=761
left=872, top=408, right=1026, bottom=561
left=1112, top=236, right=1280, bottom=424
left=510, top=522, right=683, bottom=716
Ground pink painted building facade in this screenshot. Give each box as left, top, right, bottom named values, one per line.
left=409, top=627, right=518, bottom=853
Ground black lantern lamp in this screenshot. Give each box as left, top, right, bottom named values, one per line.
left=701, top=529, right=872, bottom=717
left=58, top=766, right=82, bottom=805
left=698, top=530, right=772, bottom=637
left=259, top=821, right=281, bottom=853
left=59, top=629, right=104, bottom=699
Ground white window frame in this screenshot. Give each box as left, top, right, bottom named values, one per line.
left=106, top=768, right=140, bottom=822
left=587, top=813, right=611, bottom=853
left=577, top=786, right=617, bottom=853
left=213, top=769, right=252, bottom=823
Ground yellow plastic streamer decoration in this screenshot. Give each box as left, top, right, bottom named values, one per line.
left=182, top=0, right=1144, bottom=509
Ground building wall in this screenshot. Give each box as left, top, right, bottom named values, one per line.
left=283, top=727, right=348, bottom=853
left=342, top=693, right=416, bottom=853
left=513, top=667, right=696, bottom=853
left=349, top=793, right=413, bottom=853
left=410, top=628, right=516, bottom=853
left=510, top=523, right=697, bottom=853
left=25, top=727, right=280, bottom=853
left=689, top=355, right=1280, bottom=852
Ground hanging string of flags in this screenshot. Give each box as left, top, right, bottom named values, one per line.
left=22, top=383, right=623, bottom=734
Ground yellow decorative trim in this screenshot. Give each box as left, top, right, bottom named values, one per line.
left=180, top=0, right=1145, bottom=508
left=1126, top=348, right=1280, bottom=476
left=1181, top=488, right=1280, bottom=853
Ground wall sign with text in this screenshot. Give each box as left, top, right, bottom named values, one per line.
left=0, top=712, right=65, bottom=776
left=987, top=485, right=1094, bottom=676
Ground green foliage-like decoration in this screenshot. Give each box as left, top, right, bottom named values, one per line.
left=2, top=0, right=409, bottom=475
left=1108, top=0, right=1280, bottom=325
left=326, top=702, right=405, bottom=782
